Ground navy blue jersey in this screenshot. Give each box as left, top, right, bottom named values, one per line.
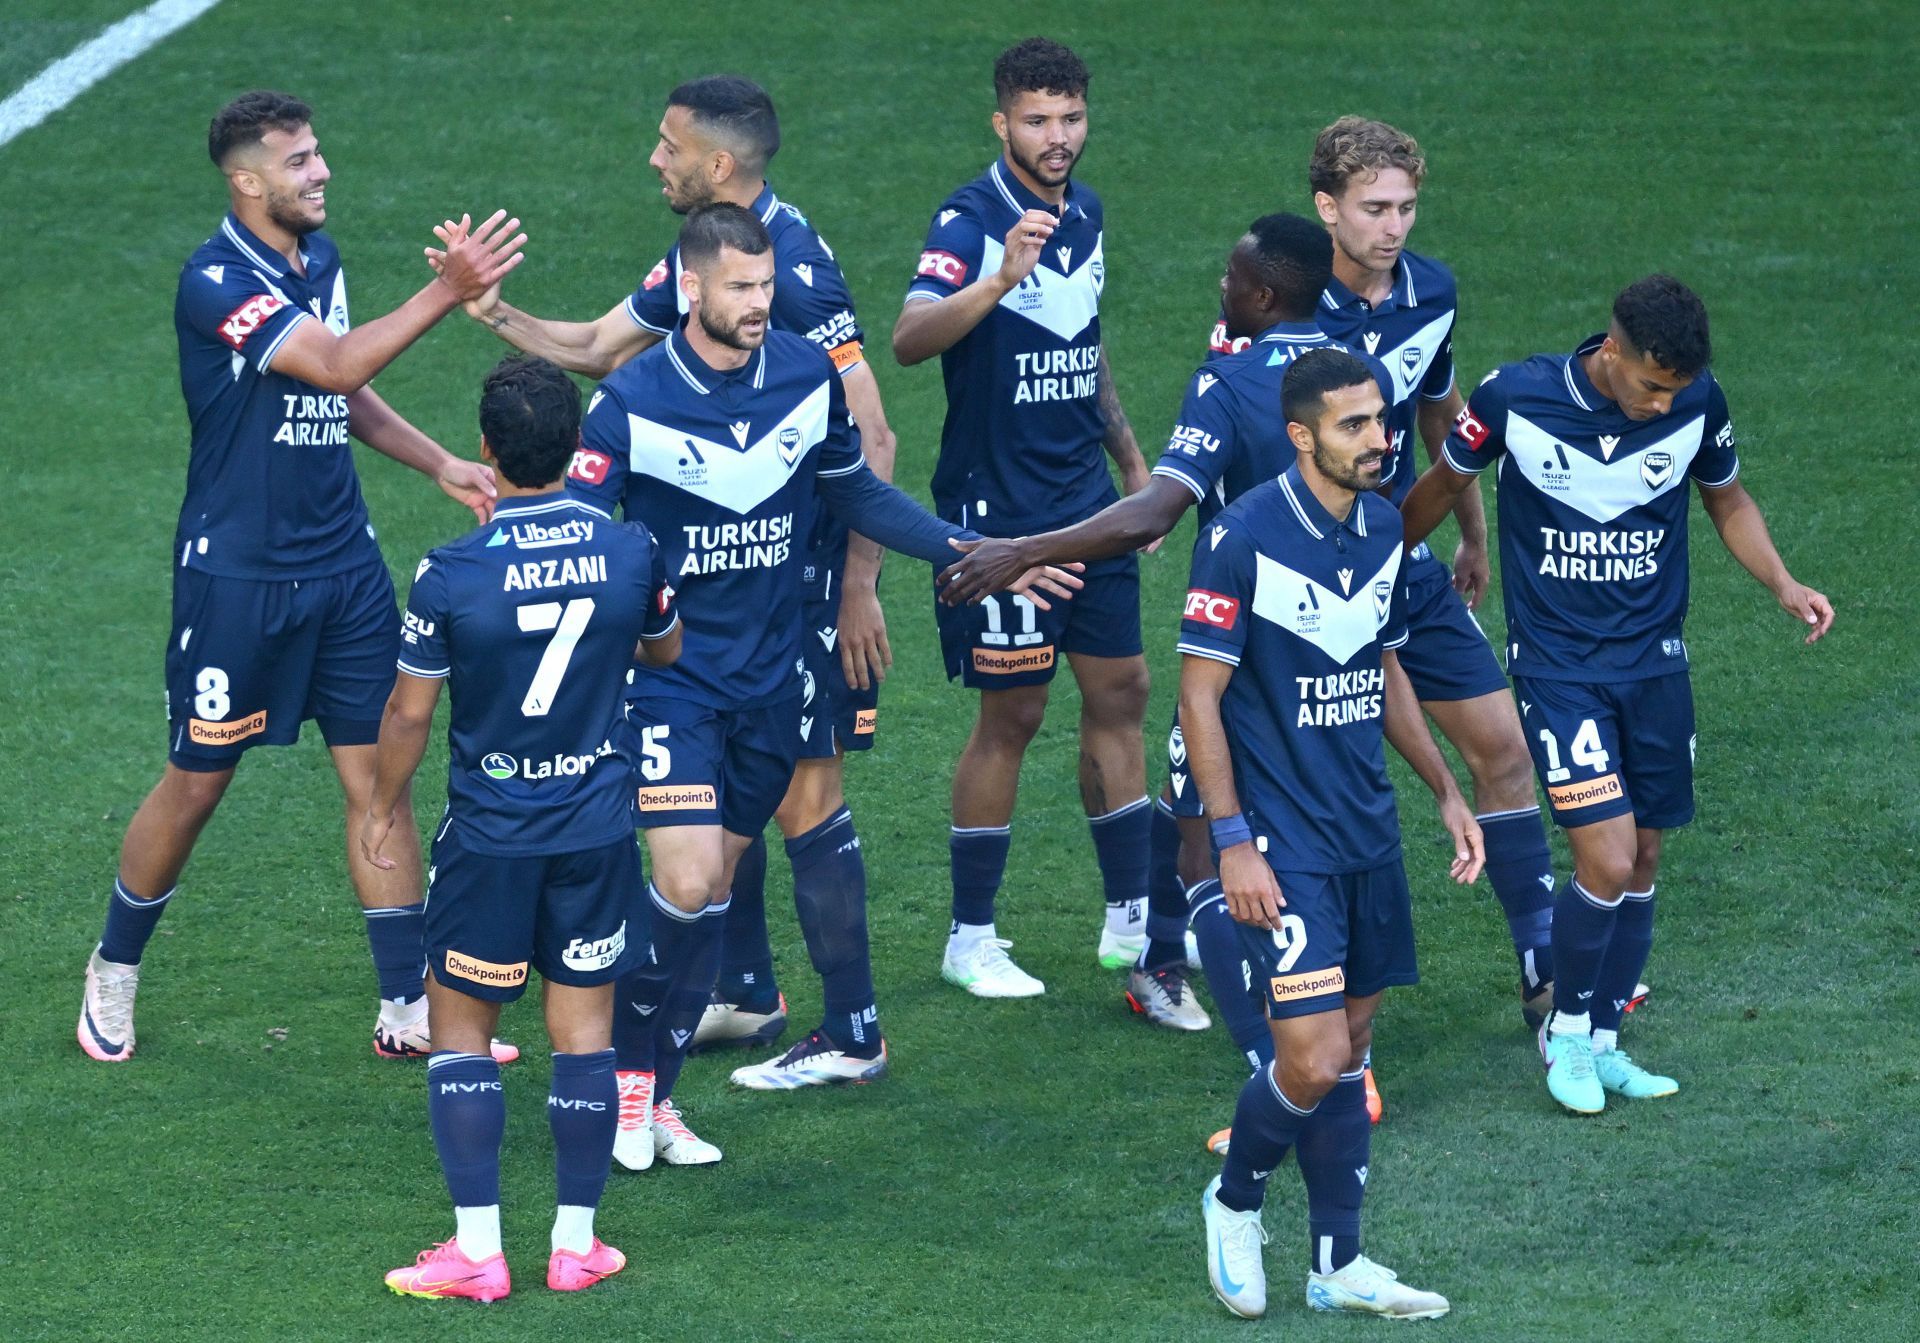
left=906, top=161, right=1111, bottom=533
left=1316, top=251, right=1459, bottom=507
left=1442, top=334, right=1739, bottom=683
left=1152, top=322, right=1400, bottom=524
left=1178, top=468, right=1409, bottom=873
left=624, top=183, right=867, bottom=602
left=173, top=213, right=378, bottom=579
left=398, top=494, right=677, bottom=857
left=570, top=326, right=969, bottom=709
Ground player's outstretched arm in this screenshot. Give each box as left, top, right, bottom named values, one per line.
left=1418, top=390, right=1490, bottom=608
left=636, top=622, right=682, bottom=668
left=1399, top=458, right=1477, bottom=553
left=1179, top=653, right=1285, bottom=929
left=361, top=672, right=443, bottom=871
left=938, top=476, right=1192, bottom=604
left=273, top=211, right=526, bottom=395
left=836, top=362, right=898, bottom=691
left=1698, top=480, right=1834, bottom=644
left=1382, top=650, right=1483, bottom=884
left=346, top=387, right=497, bottom=524
left=428, top=236, right=656, bottom=380
left=892, top=208, right=1057, bottom=365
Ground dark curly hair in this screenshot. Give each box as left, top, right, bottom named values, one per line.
left=208, top=90, right=311, bottom=167
left=993, top=37, right=1089, bottom=107
left=1613, top=274, right=1711, bottom=378
left=479, top=355, right=582, bottom=488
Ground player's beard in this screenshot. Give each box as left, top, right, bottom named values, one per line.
left=663, top=169, right=712, bottom=216
left=1314, top=439, right=1384, bottom=493
left=698, top=305, right=767, bottom=352
left=264, top=185, right=324, bottom=237
left=1010, top=138, right=1077, bottom=189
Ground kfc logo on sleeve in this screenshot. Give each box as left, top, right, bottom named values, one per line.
left=641, top=258, right=670, bottom=290
left=916, top=250, right=968, bottom=287
left=568, top=448, right=611, bottom=485
left=1184, top=589, right=1240, bottom=629
left=218, top=293, right=288, bottom=350
left=1452, top=407, right=1491, bottom=450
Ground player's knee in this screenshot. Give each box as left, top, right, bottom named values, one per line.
left=652, top=861, right=726, bottom=913
left=1474, top=744, right=1540, bottom=812
left=159, top=765, right=234, bottom=822
left=1277, top=1044, right=1345, bottom=1106
left=1084, top=659, right=1151, bottom=728
left=1575, top=851, right=1635, bottom=902
left=975, top=691, right=1048, bottom=751
left=775, top=762, right=844, bottom=836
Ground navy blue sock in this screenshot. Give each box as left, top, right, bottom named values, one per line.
left=98, top=878, right=176, bottom=966
left=1551, top=880, right=1620, bottom=1019
left=1088, top=794, right=1151, bottom=920
left=1296, top=1070, right=1368, bottom=1274
left=1591, top=889, right=1655, bottom=1033
left=1478, top=808, right=1557, bottom=990
left=718, top=833, right=778, bottom=1008
left=613, top=961, right=663, bottom=1074
left=363, top=901, right=427, bottom=1003
left=1190, top=880, right=1274, bottom=1072
left=1218, top=1063, right=1317, bottom=1212
left=548, top=1049, right=617, bottom=1209
left=1144, top=799, right=1189, bottom=969
left=652, top=897, right=726, bottom=1103
left=788, top=807, right=881, bottom=1056
left=949, top=825, right=1011, bottom=928
left=427, top=1051, right=505, bottom=1208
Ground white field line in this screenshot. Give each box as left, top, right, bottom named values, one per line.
left=0, top=0, right=223, bottom=149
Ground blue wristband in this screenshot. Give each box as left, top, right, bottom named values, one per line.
left=1209, top=813, right=1253, bottom=852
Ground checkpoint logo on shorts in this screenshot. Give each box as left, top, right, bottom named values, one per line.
left=1184, top=589, right=1240, bottom=629
left=854, top=709, right=877, bottom=735
left=560, top=922, right=627, bottom=973
left=972, top=645, right=1055, bottom=675
left=188, top=710, right=268, bottom=747
left=444, top=950, right=529, bottom=989
left=1547, top=772, right=1624, bottom=811
left=636, top=783, right=718, bottom=812
left=217, top=293, right=288, bottom=349
left=1270, top=966, right=1346, bottom=1005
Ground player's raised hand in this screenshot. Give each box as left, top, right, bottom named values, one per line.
left=1437, top=793, right=1484, bottom=884
left=938, top=537, right=1034, bottom=605
left=437, top=456, right=499, bottom=525
left=1776, top=580, right=1834, bottom=644
left=431, top=210, right=527, bottom=302
left=1452, top=536, right=1490, bottom=610
left=838, top=585, right=892, bottom=691
left=1003, top=561, right=1085, bottom=611
left=360, top=808, right=399, bottom=871
left=428, top=217, right=507, bottom=322
left=996, top=208, right=1057, bottom=290
left=1220, top=844, right=1286, bottom=930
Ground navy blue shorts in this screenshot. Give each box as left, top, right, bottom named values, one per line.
left=425, top=822, right=644, bottom=1002
left=618, top=693, right=801, bottom=836
left=934, top=552, right=1142, bottom=689
left=1514, top=672, right=1695, bottom=830
left=1165, top=707, right=1204, bottom=820
left=798, top=597, right=879, bottom=760
left=1213, top=855, right=1418, bottom=1020
left=166, top=556, right=399, bottom=772
left=1395, top=551, right=1509, bottom=704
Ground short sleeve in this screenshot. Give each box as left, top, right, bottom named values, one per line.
left=178, top=263, right=310, bottom=374
left=906, top=206, right=988, bottom=302
left=813, top=359, right=865, bottom=477
left=397, top=554, right=450, bottom=677
left=635, top=526, right=680, bottom=640
left=1419, top=317, right=1456, bottom=401
left=1439, top=370, right=1511, bottom=475
left=568, top=384, right=631, bottom=513
left=1689, top=381, right=1740, bottom=487
left=772, top=234, right=867, bottom=374
left=1177, top=522, right=1257, bottom=667
left=1381, top=530, right=1411, bottom=651
left=623, top=251, right=678, bottom=335
left=1152, top=364, right=1243, bottom=503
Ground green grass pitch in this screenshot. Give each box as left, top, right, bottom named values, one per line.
left=1, top=1, right=1916, bottom=1339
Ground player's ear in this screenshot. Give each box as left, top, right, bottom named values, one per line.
left=1312, top=190, right=1339, bottom=228
left=478, top=434, right=497, bottom=466
left=709, top=148, right=734, bottom=188
left=1286, top=420, right=1315, bottom=456
left=678, top=264, right=701, bottom=308
left=227, top=164, right=262, bottom=201
left=990, top=108, right=1009, bottom=147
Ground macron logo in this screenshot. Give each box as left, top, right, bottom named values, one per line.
left=800, top=716, right=814, bottom=742
left=1056, top=245, right=1073, bottom=270
left=729, top=420, right=751, bottom=449
left=938, top=209, right=960, bottom=227
left=588, top=390, right=605, bottom=416
left=818, top=626, right=838, bottom=652
left=202, top=265, right=224, bottom=285
left=1363, top=332, right=1381, bottom=354
left=1196, top=373, right=1218, bottom=397
left=1337, top=567, right=1354, bottom=595
left=670, top=1029, right=692, bottom=1048
left=1210, top=524, right=1228, bottom=551
left=1356, top=1164, right=1369, bottom=1186
left=1599, top=433, right=1622, bottom=460
left=792, top=263, right=814, bottom=287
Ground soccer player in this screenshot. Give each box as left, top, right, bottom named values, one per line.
left=366, top=356, right=680, bottom=1302
left=1399, top=275, right=1832, bottom=1114
left=941, top=212, right=1397, bottom=1051
left=1185, top=350, right=1477, bottom=1320
left=447, top=75, right=902, bottom=1088
left=565, top=203, right=1075, bottom=1165
left=894, top=38, right=1156, bottom=997
left=1302, top=117, right=1563, bottom=1036
left=76, top=91, right=525, bottom=1065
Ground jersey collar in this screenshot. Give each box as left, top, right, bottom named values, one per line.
left=221, top=212, right=309, bottom=279
left=749, top=180, right=781, bottom=225
left=1320, top=255, right=1415, bottom=317
left=1255, top=321, right=1330, bottom=347
left=665, top=321, right=769, bottom=396
left=988, top=158, right=1086, bottom=223
left=491, top=492, right=609, bottom=521
left=1278, top=463, right=1366, bottom=541
left=1562, top=333, right=1610, bottom=412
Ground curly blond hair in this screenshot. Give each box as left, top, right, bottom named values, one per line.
left=1309, top=116, right=1426, bottom=197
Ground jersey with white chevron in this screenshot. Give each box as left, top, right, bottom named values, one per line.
left=905, top=160, right=1111, bottom=533
left=1179, top=467, right=1410, bottom=873
left=1442, top=333, right=1739, bottom=682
